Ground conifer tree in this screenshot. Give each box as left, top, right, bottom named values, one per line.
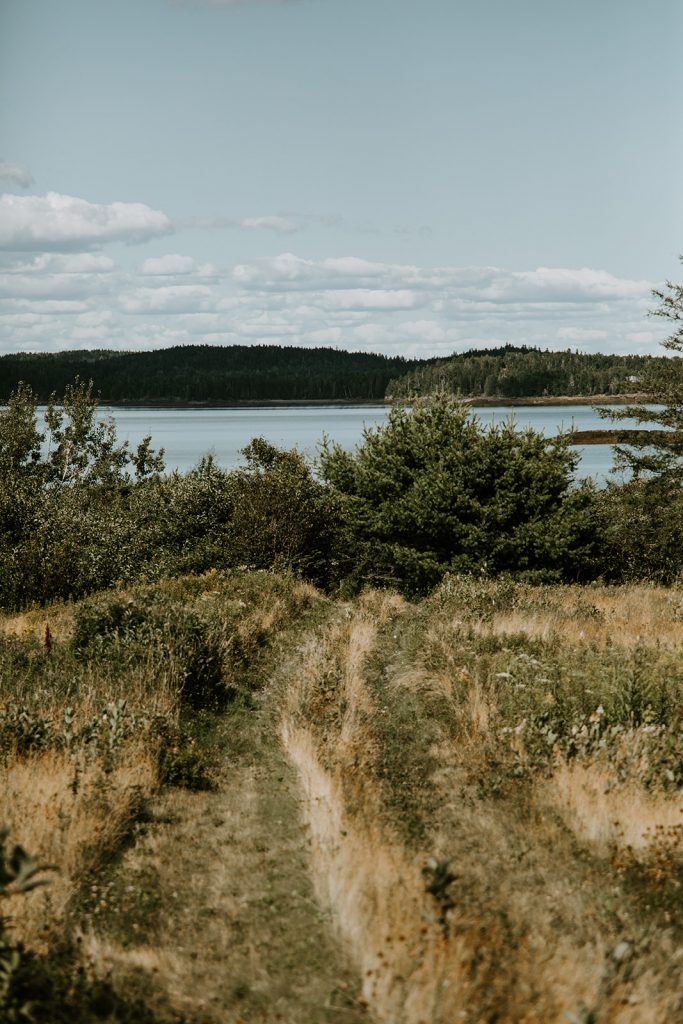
left=604, top=258, right=683, bottom=482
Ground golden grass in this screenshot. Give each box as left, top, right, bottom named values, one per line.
left=544, top=761, right=683, bottom=852
left=0, top=601, right=75, bottom=644
left=282, top=720, right=479, bottom=1024
left=281, top=588, right=683, bottom=1024
left=79, top=708, right=368, bottom=1023
left=3, top=573, right=682, bottom=1021
left=472, top=582, right=683, bottom=648
left=1, top=745, right=156, bottom=950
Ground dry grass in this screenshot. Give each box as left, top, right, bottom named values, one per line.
left=0, top=601, right=76, bottom=644
left=468, top=581, right=683, bottom=648
left=281, top=584, right=683, bottom=1024
left=543, top=761, right=683, bottom=852
left=1, top=745, right=156, bottom=950
left=3, top=572, right=682, bottom=1022
left=78, top=699, right=368, bottom=1023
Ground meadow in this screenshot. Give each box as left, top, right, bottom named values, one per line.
left=1, top=572, right=681, bottom=1023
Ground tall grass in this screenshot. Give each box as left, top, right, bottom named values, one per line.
left=281, top=578, right=683, bottom=1023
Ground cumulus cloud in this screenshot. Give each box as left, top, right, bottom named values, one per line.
left=186, top=214, right=302, bottom=234
left=0, top=192, right=172, bottom=251
left=140, top=253, right=217, bottom=276
left=0, top=248, right=668, bottom=359
left=557, top=327, right=609, bottom=342
left=119, top=285, right=215, bottom=314
left=1, top=253, right=115, bottom=276
left=321, top=289, right=419, bottom=311
left=233, top=252, right=415, bottom=290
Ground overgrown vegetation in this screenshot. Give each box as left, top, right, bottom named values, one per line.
left=0, top=570, right=324, bottom=1021
left=320, top=395, right=599, bottom=593
left=281, top=579, right=683, bottom=1023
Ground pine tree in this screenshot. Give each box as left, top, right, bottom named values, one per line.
left=604, top=258, right=683, bottom=482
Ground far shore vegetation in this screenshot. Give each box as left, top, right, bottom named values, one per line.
left=1, top=267, right=682, bottom=1022
left=0, top=342, right=673, bottom=405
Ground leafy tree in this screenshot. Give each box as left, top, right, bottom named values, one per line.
left=603, top=258, right=683, bottom=482
left=590, top=260, right=683, bottom=583
left=0, top=378, right=164, bottom=489
left=319, top=393, right=597, bottom=594
left=0, top=380, right=165, bottom=607
left=227, top=438, right=344, bottom=587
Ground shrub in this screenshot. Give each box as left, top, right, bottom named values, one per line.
left=320, top=393, right=599, bottom=595
left=226, top=438, right=345, bottom=587
left=597, top=478, right=683, bottom=583
left=73, top=592, right=224, bottom=708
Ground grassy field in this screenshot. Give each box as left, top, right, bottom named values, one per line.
left=1, top=573, right=681, bottom=1022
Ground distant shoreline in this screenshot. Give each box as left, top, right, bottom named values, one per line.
left=88, top=393, right=648, bottom=410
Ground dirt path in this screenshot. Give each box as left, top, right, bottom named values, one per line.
left=85, top=701, right=369, bottom=1024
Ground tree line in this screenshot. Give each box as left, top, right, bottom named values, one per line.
left=0, top=345, right=418, bottom=403
left=387, top=345, right=666, bottom=399
left=0, top=343, right=671, bottom=404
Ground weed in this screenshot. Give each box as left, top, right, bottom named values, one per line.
left=422, top=857, right=457, bottom=936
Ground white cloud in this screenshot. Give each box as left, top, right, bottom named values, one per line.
left=240, top=215, right=299, bottom=234
left=233, top=252, right=416, bottom=290
left=119, top=285, right=215, bottom=314
left=140, top=253, right=217, bottom=276
left=478, top=267, right=653, bottom=304
left=183, top=214, right=302, bottom=234
left=0, top=192, right=172, bottom=251
left=0, top=253, right=115, bottom=279
left=557, top=327, right=608, bottom=342
left=321, top=289, right=418, bottom=311
left=0, top=248, right=669, bottom=359
left=0, top=160, right=34, bottom=189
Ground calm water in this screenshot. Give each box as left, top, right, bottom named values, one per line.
left=75, top=403, right=643, bottom=484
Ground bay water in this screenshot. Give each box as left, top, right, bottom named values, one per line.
left=79, top=403, right=643, bottom=484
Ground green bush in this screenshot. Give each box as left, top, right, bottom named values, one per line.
left=320, top=393, right=599, bottom=595
left=73, top=592, right=224, bottom=708
left=596, top=479, right=683, bottom=583
left=225, top=438, right=345, bottom=588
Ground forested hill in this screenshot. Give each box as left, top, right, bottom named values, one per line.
left=387, top=346, right=664, bottom=399
left=0, top=344, right=667, bottom=403
left=0, top=345, right=421, bottom=402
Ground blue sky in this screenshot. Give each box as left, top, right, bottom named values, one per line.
left=1, top=0, right=681, bottom=358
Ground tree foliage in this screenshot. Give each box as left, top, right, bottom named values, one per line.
left=388, top=345, right=658, bottom=400
left=319, top=393, right=598, bottom=594
left=0, top=345, right=414, bottom=403
left=601, top=259, right=683, bottom=483
left=228, top=438, right=344, bottom=587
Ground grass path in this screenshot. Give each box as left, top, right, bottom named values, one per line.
left=86, top=700, right=369, bottom=1023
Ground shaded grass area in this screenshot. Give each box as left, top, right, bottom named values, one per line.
left=74, top=669, right=368, bottom=1022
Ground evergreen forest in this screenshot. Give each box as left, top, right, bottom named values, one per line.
left=0, top=343, right=667, bottom=404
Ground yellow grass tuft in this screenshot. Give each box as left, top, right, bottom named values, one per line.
left=544, top=761, right=683, bottom=852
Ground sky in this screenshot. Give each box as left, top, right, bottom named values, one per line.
left=0, top=0, right=681, bottom=360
